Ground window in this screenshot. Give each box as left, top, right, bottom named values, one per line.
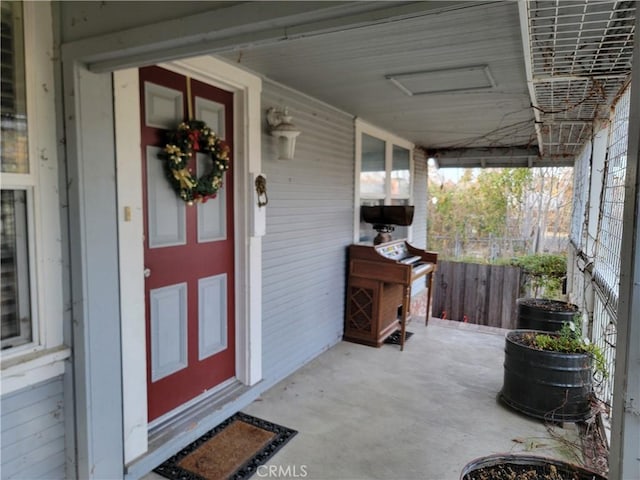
left=0, top=0, right=63, bottom=362
left=1, top=1, right=34, bottom=350
left=1, top=1, right=28, bottom=175
left=355, top=120, right=414, bottom=243
left=1, top=190, right=33, bottom=348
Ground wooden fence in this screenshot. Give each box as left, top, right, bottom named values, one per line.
left=432, top=260, right=522, bottom=329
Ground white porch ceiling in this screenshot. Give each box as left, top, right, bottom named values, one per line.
left=215, top=0, right=635, bottom=168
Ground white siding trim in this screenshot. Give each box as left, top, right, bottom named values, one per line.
left=0, top=347, right=70, bottom=395
left=114, top=68, right=148, bottom=463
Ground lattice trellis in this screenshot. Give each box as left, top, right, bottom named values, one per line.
left=593, top=86, right=630, bottom=308
left=592, top=291, right=617, bottom=412
left=529, top=1, right=635, bottom=77
left=526, top=0, right=635, bottom=160
left=348, top=287, right=373, bottom=332
left=569, top=138, right=591, bottom=246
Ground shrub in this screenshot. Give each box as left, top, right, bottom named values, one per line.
left=523, top=318, right=607, bottom=380
left=511, top=253, right=567, bottom=299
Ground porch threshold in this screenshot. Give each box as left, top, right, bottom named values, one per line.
left=126, top=379, right=262, bottom=480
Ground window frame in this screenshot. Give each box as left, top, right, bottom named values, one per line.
left=354, top=118, right=415, bottom=243
left=1, top=0, right=65, bottom=374
left=1, top=186, right=38, bottom=350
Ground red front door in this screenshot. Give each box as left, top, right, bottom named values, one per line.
left=139, top=66, right=235, bottom=421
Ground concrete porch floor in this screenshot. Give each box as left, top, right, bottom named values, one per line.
left=145, top=318, right=585, bottom=480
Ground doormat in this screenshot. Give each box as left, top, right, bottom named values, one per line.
left=153, top=412, right=298, bottom=480
left=384, top=329, right=414, bottom=345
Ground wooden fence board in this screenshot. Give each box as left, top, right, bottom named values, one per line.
left=451, top=261, right=466, bottom=321
left=432, top=260, right=522, bottom=329
left=441, top=262, right=453, bottom=320
left=488, top=265, right=504, bottom=327
left=503, top=266, right=521, bottom=329
left=431, top=262, right=449, bottom=318
left=463, top=262, right=478, bottom=323
left=476, top=264, right=490, bottom=326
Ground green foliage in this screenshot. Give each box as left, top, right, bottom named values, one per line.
left=511, top=253, right=567, bottom=299
left=512, top=253, right=567, bottom=276
left=427, top=167, right=574, bottom=262
left=428, top=168, right=533, bottom=239
left=530, top=318, right=608, bottom=379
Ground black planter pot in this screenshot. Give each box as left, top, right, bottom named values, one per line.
left=516, top=298, right=579, bottom=332
left=461, top=454, right=606, bottom=480
left=500, top=330, right=593, bottom=422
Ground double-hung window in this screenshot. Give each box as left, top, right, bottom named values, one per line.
left=355, top=119, right=414, bottom=243
left=1, top=0, right=64, bottom=380
left=2, top=0, right=33, bottom=350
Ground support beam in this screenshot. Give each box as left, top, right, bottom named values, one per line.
left=62, top=1, right=471, bottom=73
left=426, top=146, right=574, bottom=169
left=517, top=0, right=545, bottom=156
left=532, top=73, right=629, bottom=83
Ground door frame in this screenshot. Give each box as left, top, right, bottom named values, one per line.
left=114, top=56, right=263, bottom=463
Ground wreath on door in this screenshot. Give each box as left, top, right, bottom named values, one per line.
left=160, top=120, right=230, bottom=204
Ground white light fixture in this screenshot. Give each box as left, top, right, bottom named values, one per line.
left=266, top=107, right=301, bottom=160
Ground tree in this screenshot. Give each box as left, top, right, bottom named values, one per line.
left=520, top=167, right=573, bottom=253
left=428, top=166, right=572, bottom=260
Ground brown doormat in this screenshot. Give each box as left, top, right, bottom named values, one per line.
left=154, top=412, right=298, bottom=480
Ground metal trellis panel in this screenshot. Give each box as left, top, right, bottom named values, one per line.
left=593, top=86, right=630, bottom=308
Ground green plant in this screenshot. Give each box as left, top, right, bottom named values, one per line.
left=511, top=253, right=567, bottom=299
left=526, top=317, right=608, bottom=380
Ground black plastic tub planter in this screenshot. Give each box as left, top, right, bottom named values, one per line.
left=500, top=329, right=594, bottom=422
left=460, top=454, right=606, bottom=480
left=516, top=298, right=579, bottom=332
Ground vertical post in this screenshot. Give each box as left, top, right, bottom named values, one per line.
left=64, top=62, right=124, bottom=478
left=425, top=270, right=434, bottom=325
left=609, top=14, right=640, bottom=480
left=400, top=284, right=410, bottom=351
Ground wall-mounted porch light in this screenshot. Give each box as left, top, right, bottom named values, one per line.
left=266, top=107, right=301, bottom=160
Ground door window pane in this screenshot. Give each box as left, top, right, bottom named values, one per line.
left=1, top=1, right=29, bottom=174
left=360, top=133, right=386, bottom=197
left=1, top=189, right=32, bottom=348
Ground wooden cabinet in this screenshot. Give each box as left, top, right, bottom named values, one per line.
left=345, top=275, right=403, bottom=347
left=344, top=241, right=437, bottom=349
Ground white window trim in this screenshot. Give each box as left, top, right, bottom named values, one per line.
left=354, top=118, right=415, bottom=243
left=0, top=1, right=67, bottom=394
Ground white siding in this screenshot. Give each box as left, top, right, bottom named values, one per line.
left=261, top=81, right=354, bottom=384
left=1, top=377, right=65, bottom=479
